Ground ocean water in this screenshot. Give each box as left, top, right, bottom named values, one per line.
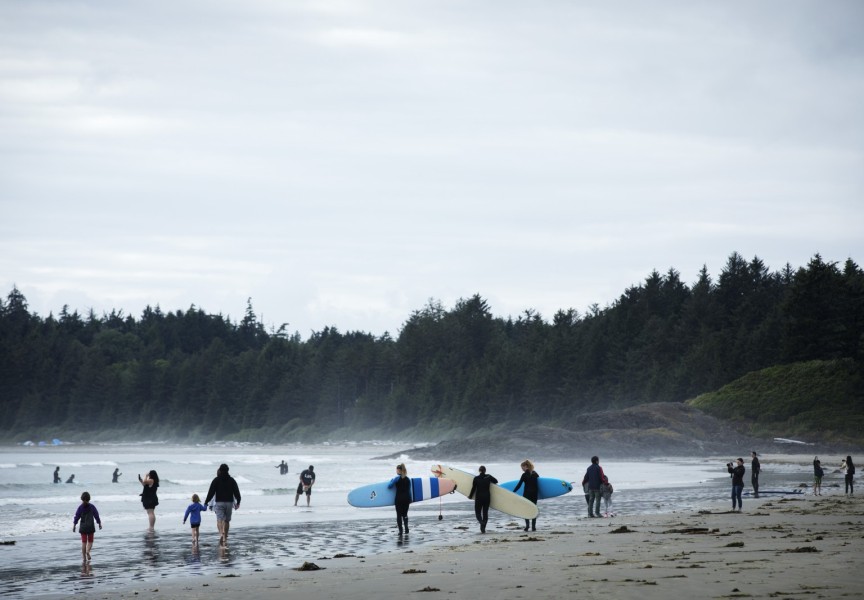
left=0, top=442, right=815, bottom=598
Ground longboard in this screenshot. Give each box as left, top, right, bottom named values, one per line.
left=743, top=489, right=803, bottom=496
left=499, top=477, right=573, bottom=499
left=431, top=464, right=539, bottom=519
left=347, top=477, right=457, bottom=508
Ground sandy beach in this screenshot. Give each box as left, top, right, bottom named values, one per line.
left=41, top=490, right=862, bottom=600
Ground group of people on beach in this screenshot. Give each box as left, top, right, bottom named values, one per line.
left=387, top=457, right=615, bottom=536
left=70, top=460, right=316, bottom=562
left=728, top=452, right=856, bottom=511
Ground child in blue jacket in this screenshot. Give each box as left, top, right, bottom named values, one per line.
left=183, top=494, right=207, bottom=545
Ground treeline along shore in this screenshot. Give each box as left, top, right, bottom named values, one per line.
left=1, top=252, right=862, bottom=446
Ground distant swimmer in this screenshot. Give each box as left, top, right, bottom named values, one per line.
left=66, top=474, right=76, bottom=484
left=295, top=465, right=315, bottom=506
left=112, top=468, right=122, bottom=483
left=53, top=466, right=61, bottom=484
left=275, top=460, right=288, bottom=475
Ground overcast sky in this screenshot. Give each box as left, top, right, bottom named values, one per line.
left=2, top=1, right=862, bottom=338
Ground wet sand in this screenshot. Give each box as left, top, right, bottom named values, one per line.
left=49, top=492, right=862, bottom=600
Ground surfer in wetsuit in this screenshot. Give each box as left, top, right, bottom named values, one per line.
left=468, top=465, right=498, bottom=533
left=512, top=459, right=539, bottom=531
left=53, top=466, right=61, bottom=484
left=751, top=451, right=761, bottom=498
left=275, top=460, right=288, bottom=475
left=387, top=463, right=412, bottom=535
left=112, top=468, right=121, bottom=483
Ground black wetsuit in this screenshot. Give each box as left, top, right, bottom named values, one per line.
left=751, top=457, right=761, bottom=497
left=513, top=470, right=539, bottom=530
left=392, top=476, right=412, bottom=534
left=469, top=473, right=498, bottom=533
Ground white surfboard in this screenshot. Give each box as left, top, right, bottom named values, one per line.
left=432, top=464, right=539, bottom=520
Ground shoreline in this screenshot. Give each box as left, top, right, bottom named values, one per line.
left=32, top=490, right=863, bottom=600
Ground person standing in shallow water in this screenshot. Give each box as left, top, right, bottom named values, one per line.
left=139, top=470, right=159, bottom=529
left=295, top=465, right=315, bottom=507
left=512, top=459, right=539, bottom=531
left=728, top=458, right=745, bottom=511
left=751, top=451, right=761, bottom=498
left=387, top=463, right=411, bottom=535
left=53, top=466, right=61, bottom=484
left=112, top=468, right=121, bottom=483
left=468, top=465, right=498, bottom=533
left=205, top=463, right=241, bottom=547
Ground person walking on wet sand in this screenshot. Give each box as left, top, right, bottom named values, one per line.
left=468, top=466, right=498, bottom=533
left=751, top=451, right=761, bottom=498
left=387, top=463, right=411, bottom=535
left=813, top=458, right=824, bottom=496
left=582, top=456, right=605, bottom=518
left=205, top=463, right=241, bottom=547
left=728, top=458, right=745, bottom=511
left=842, top=456, right=855, bottom=495
left=183, top=493, right=208, bottom=546
left=512, top=459, right=539, bottom=531
left=73, top=491, right=102, bottom=563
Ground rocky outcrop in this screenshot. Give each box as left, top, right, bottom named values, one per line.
left=375, top=402, right=833, bottom=461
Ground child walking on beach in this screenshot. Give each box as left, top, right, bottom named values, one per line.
left=183, top=494, right=208, bottom=545
left=601, top=476, right=614, bottom=517
left=73, top=492, right=102, bottom=562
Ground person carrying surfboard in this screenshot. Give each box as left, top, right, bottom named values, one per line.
left=387, top=463, right=411, bottom=535
left=468, top=466, right=498, bottom=533
left=511, top=459, right=539, bottom=531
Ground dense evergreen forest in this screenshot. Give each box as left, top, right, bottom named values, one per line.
left=1, top=252, right=862, bottom=442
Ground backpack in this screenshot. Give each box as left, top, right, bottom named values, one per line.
left=79, top=507, right=96, bottom=534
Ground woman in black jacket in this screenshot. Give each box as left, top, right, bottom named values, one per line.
left=727, top=458, right=745, bottom=512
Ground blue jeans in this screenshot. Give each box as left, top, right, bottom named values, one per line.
left=731, top=485, right=743, bottom=509
left=588, top=489, right=602, bottom=516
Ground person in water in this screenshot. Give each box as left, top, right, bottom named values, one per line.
left=295, top=465, right=316, bottom=506
left=387, top=463, right=412, bottom=535
left=73, top=491, right=102, bottom=563
left=183, top=493, right=208, bottom=546
left=54, top=466, right=61, bottom=484
left=511, top=459, right=539, bottom=531
left=205, top=463, right=242, bottom=547
left=139, top=470, right=160, bottom=530
left=468, top=465, right=498, bottom=533
left=112, top=468, right=122, bottom=483
left=275, top=460, right=288, bottom=475
left=728, top=458, right=745, bottom=511
left=66, top=474, right=75, bottom=484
